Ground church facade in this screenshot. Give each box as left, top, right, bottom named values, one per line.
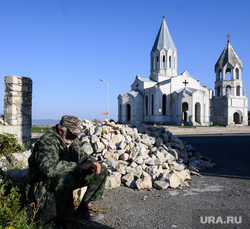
left=118, top=16, right=248, bottom=126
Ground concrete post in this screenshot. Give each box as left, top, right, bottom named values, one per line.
left=2, top=75, right=32, bottom=144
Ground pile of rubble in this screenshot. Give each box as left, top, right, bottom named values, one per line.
left=0, top=150, right=31, bottom=181
left=0, top=120, right=216, bottom=191
left=79, top=120, right=215, bottom=190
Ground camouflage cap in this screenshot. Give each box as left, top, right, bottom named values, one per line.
left=59, top=115, right=83, bottom=136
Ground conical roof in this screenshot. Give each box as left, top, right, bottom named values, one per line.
left=215, top=42, right=242, bottom=71
left=151, top=18, right=176, bottom=53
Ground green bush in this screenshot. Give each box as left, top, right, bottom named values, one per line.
left=0, top=133, right=24, bottom=158
left=0, top=134, right=42, bottom=228
left=0, top=181, right=41, bottom=228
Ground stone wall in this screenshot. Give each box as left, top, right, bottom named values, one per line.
left=0, top=75, right=32, bottom=144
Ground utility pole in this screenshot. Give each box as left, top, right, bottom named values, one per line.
left=100, top=79, right=109, bottom=120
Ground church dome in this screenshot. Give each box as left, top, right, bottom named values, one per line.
left=215, top=39, right=242, bottom=71
left=151, top=18, right=176, bottom=53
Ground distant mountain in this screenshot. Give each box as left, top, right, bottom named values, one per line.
left=32, top=119, right=60, bottom=126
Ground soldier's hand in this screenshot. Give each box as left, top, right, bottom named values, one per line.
left=82, top=161, right=101, bottom=175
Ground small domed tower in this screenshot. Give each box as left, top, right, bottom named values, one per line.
left=212, top=35, right=248, bottom=126
left=150, top=14, right=177, bottom=82
left=214, top=34, right=243, bottom=97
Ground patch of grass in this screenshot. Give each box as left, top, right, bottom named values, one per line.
left=155, top=125, right=163, bottom=128
left=31, top=126, right=52, bottom=133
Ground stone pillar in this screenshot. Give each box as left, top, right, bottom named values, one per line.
left=4, top=75, right=32, bottom=143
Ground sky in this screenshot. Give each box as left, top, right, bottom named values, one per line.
left=0, top=0, right=249, bottom=122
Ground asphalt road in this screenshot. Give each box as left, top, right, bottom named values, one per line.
left=79, top=135, right=250, bottom=229
left=179, top=135, right=250, bottom=178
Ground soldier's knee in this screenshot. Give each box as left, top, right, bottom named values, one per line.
left=101, top=164, right=108, bottom=177
left=53, top=173, right=75, bottom=192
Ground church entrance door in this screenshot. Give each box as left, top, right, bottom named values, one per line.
left=233, top=112, right=240, bottom=124
left=126, top=104, right=131, bottom=122
left=182, top=102, right=189, bottom=123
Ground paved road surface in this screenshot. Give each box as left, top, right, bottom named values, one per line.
left=179, top=135, right=250, bottom=178
left=79, top=135, right=250, bottom=229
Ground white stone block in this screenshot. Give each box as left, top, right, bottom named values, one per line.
left=105, top=172, right=121, bottom=189
left=168, top=173, right=181, bottom=188
left=135, top=176, right=152, bottom=190
left=5, top=75, right=19, bottom=84
left=154, top=180, right=169, bottom=190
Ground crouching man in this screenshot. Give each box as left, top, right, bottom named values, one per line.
left=26, top=115, right=108, bottom=228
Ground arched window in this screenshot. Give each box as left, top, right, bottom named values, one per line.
left=169, top=56, right=171, bottom=68
left=182, top=102, right=188, bottom=122
left=145, top=96, right=148, bottom=115
left=151, top=94, right=154, bottom=115
left=218, top=69, right=222, bottom=80
left=235, top=68, right=240, bottom=79
left=226, top=85, right=231, bottom=96
left=126, top=104, right=131, bottom=122
left=162, top=94, right=166, bottom=115
left=156, top=56, right=159, bottom=69
left=163, top=56, right=165, bottom=68
left=226, top=68, right=231, bottom=80
left=236, top=86, right=241, bottom=96
left=217, top=86, right=221, bottom=97
left=195, top=102, right=201, bottom=124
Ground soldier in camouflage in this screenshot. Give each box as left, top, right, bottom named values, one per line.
left=26, top=115, right=108, bottom=228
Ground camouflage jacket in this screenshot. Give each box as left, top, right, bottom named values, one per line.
left=28, top=126, right=94, bottom=184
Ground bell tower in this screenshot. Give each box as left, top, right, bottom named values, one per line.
left=214, top=34, right=243, bottom=98
left=212, top=35, right=248, bottom=126
left=150, top=13, right=177, bottom=82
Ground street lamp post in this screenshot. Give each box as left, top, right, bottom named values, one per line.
left=100, top=79, right=109, bottom=120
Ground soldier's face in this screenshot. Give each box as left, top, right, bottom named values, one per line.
left=62, top=129, right=77, bottom=145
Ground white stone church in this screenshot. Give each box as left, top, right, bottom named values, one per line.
left=118, top=16, right=248, bottom=126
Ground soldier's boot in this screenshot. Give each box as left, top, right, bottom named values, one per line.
left=76, top=204, right=104, bottom=221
